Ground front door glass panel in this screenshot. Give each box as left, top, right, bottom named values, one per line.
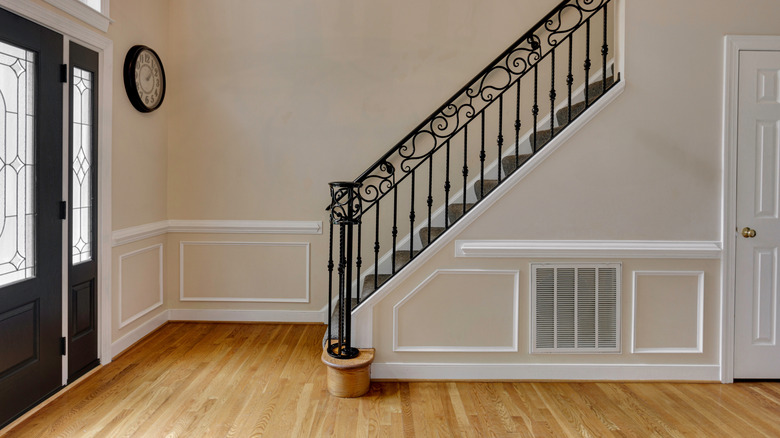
left=0, top=41, right=36, bottom=286
left=71, top=66, right=92, bottom=264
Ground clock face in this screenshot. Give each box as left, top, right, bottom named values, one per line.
left=134, top=49, right=163, bottom=108
left=123, top=45, right=166, bottom=112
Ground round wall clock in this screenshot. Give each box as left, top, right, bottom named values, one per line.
left=123, top=45, right=166, bottom=112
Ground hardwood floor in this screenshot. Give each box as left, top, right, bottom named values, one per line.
left=3, top=322, right=779, bottom=437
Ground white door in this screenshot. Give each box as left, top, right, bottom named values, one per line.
left=734, top=50, right=780, bottom=378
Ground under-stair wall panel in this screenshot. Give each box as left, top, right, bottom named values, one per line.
left=367, top=239, right=720, bottom=380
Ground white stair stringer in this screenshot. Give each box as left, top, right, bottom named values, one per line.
left=350, top=79, right=626, bottom=348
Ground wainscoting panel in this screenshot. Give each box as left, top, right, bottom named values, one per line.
left=393, top=270, right=519, bottom=352
left=631, top=271, right=704, bottom=353
left=119, top=244, right=164, bottom=328
left=179, top=241, right=310, bottom=303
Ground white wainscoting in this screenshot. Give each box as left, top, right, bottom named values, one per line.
left=118, top=244, right=164, bottom=328
left=393, top=269, right=519, bottom=352
left=179, top=241, right=310, bottom=303
left=631, top=271, right=705, bottom=354
left=455, top=240, right=722, bottom=259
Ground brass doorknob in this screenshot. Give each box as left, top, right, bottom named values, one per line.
left=741, top=227, right=757, bottom=238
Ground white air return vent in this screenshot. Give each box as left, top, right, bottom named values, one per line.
left=531, top=263, right=621, bottom=353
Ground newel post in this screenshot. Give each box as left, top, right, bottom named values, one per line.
left=323, top=181, right=374, bottom=397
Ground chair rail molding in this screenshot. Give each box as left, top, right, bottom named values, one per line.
left=455, top=240, right=722, bottom=259
left=112, top=219, right=323, bottom=246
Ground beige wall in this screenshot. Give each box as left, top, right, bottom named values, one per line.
left=13, top=0, right=780, bottom=369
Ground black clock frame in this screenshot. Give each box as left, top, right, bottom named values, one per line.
left=123, top=45, right=166, bottom=113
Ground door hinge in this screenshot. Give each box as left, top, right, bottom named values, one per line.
left=60, top=64, right=68, bottom=83
left=60, top=337, right=67, bottom=356
left=59, top=201, right=67, bottom=220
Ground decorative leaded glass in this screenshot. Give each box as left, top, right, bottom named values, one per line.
left=72, top=67, right=92, bottom=264
left=0, top=41, right=36, bottom=286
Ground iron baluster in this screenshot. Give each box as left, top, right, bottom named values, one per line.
left=444, top=140, right=451, bottom=228
left=532, top=65, right=539, bottom=152
left=462, top=125, right=468, bottom=214
left=355, top=221, right=362, bottom=305
left=550, top=48, right=556, bottom=137
left=602, top=5, right=609, bottom=88
left=427, top=156, right=433, bottom=245
left=585, top=17, right=591, bottom=107
left=337, top=222, right=345, bottom=356
left=567, top=34, right=573, bottom=124
left=515, top=79, right=521, bottom=171
left=498, top=94, right=504, bottom=182
left=374, top=201, right=380, bottom=292
left=327, top=220, right=334, bottom=343
left=392, top=186, right=398, bottom=274
left=480, top=114, right=486, bottom=198
left=410, top=169, right=415, bottom=258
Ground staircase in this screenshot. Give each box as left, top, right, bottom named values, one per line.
left=325, top=0, right=621, bottom=357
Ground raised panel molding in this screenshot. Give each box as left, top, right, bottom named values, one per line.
left=393, top=269, right=519, bottom=352
left=118, top=244, right=164, bottom=329
left=455, top=240, right=722, bottom=259
left=631, top=271, right=705, bottom=354
left=179, top=241, right=310, bottom=303
left=112, top=220, right=323, bottom=246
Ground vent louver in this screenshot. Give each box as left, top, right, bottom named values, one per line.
left=531, top=263, right=620, bottom=353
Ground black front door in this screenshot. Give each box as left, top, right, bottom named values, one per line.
left=0, top=8, right=64, bottom=428
left=67, top=41, right=99, bottom=383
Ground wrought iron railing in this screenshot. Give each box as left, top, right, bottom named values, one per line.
left=327, top=0, right=620, bottom=359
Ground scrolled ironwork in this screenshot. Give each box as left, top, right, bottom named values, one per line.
left=337, top=0, right=608, bottom=217
left=329, top=181, right=362, bottom=225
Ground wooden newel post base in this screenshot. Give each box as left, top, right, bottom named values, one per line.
left=321, top=347, right=375, bottom=398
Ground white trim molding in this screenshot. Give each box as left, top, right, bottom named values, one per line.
left=112, top=220, right=168, bottom=246
left=112, top=219, right=323, bottom=246
left=42, top=0, right=112, bottom=32
left=392, top=269, right=520, bottom=353
left=168, top=308, right=325, bottom=324
left=179, top=241, right=311, bottom=303
left=118, top=244, right=164, bottom=329
left=371, top=363, right=720, bottom=381
left=456, top=240, right=722, bottom=259
left=168, top=220, right=322, bottom=235
left=631, top=270, right=705, bottom=354
left=721, top=35, right=780, bottom=383
left=111, top=309, right=168, bottom=359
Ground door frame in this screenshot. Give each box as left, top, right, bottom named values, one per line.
left=0, top=0, right=113, bottom=384
left=722, top=35, right=780, bottom=383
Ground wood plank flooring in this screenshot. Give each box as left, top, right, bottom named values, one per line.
left=3, top=322, right=779, bottom=437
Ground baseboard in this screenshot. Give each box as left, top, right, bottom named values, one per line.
left=371, top=362, right=720, bottom=381
left=110, top=309, right=169, bottom=359
left=168, top=308, right=326, bottom=324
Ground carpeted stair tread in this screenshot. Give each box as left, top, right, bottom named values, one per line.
left=394, top=249, right=421, bottom=269
left=361, top=274, right=392, bottom=297
left=501, top=153, right=533, bottom=175
left=556, top=76, right=614, bottom=126
left=476, top=179, right=500, bottom=201
left=419, top=226, right=446, bottom=244
left=448, top=203, right=476, bottom=224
